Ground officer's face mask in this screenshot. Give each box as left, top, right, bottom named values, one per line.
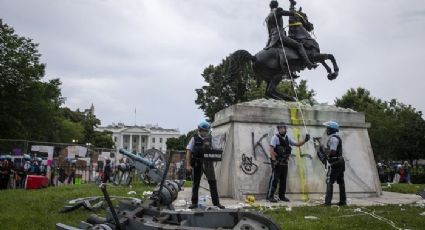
left=199, top=129, right=210, bottom=138
left=278, top=126, right=287, bottom=136
left=326, top=128, right=336, bottom=135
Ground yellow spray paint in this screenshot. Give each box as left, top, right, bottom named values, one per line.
left=290, top=107, right=309, bottom=201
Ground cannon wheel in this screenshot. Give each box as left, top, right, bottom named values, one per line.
left=140, top=148, right=166, bottom=184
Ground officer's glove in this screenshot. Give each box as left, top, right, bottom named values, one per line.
left=304, top=134, right=310, bottom=142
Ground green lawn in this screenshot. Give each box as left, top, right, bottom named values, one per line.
left=0, top=183, right=154, bottom=230
left=382, top=183, right=425, bottom=194
left=0, top=183, right=424, bottom=230
left=264, top=205, right=425, bottom=230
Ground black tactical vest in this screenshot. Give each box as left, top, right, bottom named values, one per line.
left=192, top=134, right=212, bottom=159
left=274, top=134, right=292, bottom=158
left=327, top=134, right=343, bottom=158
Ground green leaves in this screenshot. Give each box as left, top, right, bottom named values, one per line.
left=195, top=57, right=316, bottom=121
left=0, top=19, right=113, bottom=149
left=0, top=20, right=60, bottom=141
left=335, top=87, right=425, bottom=161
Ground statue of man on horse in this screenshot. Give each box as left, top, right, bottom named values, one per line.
left=228, top=0, right=339, bottom=101
left=264, top=0, right=317, bottom=70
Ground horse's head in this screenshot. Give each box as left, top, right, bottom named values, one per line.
left=293, top=7, right=314, bottom=32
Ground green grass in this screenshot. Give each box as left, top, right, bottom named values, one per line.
left=264, top=205, right=425, bottom=230
left=1, top=183, right=424, bottom=230
left=0, top=183, right=154, bottom=230
left=183, top=180, right=193, bottom=188
left=382, top=183, right=425, bottom=194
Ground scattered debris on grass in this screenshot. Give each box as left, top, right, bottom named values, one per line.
left=304, top=216, right=319, bottom=220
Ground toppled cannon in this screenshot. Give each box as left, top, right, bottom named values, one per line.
left=56, top=152, right=281, bottom=230
left=119, top=148, right=165, bottom=184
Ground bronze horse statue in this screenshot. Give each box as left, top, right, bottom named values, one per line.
left=228, top=7, right=339, bottom=101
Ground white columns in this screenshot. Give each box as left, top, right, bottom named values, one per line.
left=129, top=134, right=133, bottom=152
left=139, top=135, right=142, bottom=153
left=120, top=134, right=124, bottom=149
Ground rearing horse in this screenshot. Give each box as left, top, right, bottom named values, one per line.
left=228, top=7, right=339, bottom=101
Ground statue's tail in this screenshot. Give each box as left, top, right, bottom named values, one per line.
left=227, top=50, right=256, bottom=83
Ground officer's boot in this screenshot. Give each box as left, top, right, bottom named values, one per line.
left=338, top=183, right=347, bottom=206
left=296, top=43, right=318, bottom=69
left=209, top=180, right=225, bottom=209
left=267, top=186, right=278, bottom=203
left=324, top=183, right=333, bottom=205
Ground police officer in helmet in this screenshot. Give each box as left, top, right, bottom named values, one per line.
left=322, top=121, right=346, bottom=206
left=186, top=121, right=225, bottom=209
left=267, top=122, right=310, bottom=202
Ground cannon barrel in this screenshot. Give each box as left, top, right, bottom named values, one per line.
left=119, top=149, right=155, bottom=168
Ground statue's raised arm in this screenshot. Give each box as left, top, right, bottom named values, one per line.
left=289, top=0, right=297, bottom=11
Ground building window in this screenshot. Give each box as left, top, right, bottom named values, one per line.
left=114, top=137, right=117, bottom=142
left=142, top=137, right=145, bottom=143
left=160, top=138, right=163, bottom=143
left=152, top=137, right=155, bottom=143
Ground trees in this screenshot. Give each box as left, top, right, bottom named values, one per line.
left=59, top=107, right=114, bottom=148
left=335, top=88, right=425, bottom=161
left=166, top=130, right=197, bottom=151
left=195, top=57, right=316, bottom=121
left=0, top=19, right=64, bottom=141
left=0, top=20, right=113, bottom=148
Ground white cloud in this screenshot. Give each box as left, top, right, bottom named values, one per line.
left=1, top=0, right=424, bottom=132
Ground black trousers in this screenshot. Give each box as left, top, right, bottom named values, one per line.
left=267, top=163, right=288, bottom=199
left=191, top=160, right=220, bottom=205
left=267, top=29, right=312, bottom=65
left=0, top=175, right=10, bottom=189
left=325, top=160, right=346, bottom=204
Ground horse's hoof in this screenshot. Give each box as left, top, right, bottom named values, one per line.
left=327, top=72, right=338, bottom=80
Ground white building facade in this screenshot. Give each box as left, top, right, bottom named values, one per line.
left=96, top=123, right=180, bottom=153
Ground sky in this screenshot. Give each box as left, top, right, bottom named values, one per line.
left=1, top=0, right=424, bottom=133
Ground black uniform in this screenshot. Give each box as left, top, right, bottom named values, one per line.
left=189, top=134, right=221, bottom=207
left=0, top=160, right=11, bottom=189
left=324, top=134, right=346, bottom=205
left=264, top=4, right=313, bottom=66
left=267, top=134, right=292, bottom=200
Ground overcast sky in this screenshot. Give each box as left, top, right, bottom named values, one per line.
left=1, top=0, right=424, bottom=133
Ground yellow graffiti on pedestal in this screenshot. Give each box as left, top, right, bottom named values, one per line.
left=290, top=107, right=309, bottom=201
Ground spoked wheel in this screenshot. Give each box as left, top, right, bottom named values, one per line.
left=139, top=149, right=166, bottom=184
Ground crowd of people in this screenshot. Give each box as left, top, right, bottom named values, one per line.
left=0, top=155, right=47, bottom=190
left=377, top=161, right=421, bottom=184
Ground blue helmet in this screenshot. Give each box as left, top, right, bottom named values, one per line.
left=276, top=122, right=287, bottom=128
left=324, top=121, right=339, bottom=131
left=23, top=154, right=31, bottom=161
left=198, top=121, right=211, bottom=131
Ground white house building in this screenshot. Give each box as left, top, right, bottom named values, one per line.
left=96, top=123, right=180, bottom=153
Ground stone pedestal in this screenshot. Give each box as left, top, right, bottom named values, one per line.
left=209, top=99, right=381, bottom=201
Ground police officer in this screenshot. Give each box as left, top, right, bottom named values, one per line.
left=102, top=159, right=112, bottom=183
left=322, top=121, right=346, bottom=206
left=186, top=121, right=225, bottom=209
left=267, top=122, right=310, bottom=202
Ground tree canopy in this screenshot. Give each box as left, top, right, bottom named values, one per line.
left=0, top=19, right=113, bottom=149
left=195, top=57, right=316, bottom=121
left=335, top=87, right=425, bottom=161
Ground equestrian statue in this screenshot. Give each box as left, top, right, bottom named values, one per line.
left=228, top=0, right=339, bottom=101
